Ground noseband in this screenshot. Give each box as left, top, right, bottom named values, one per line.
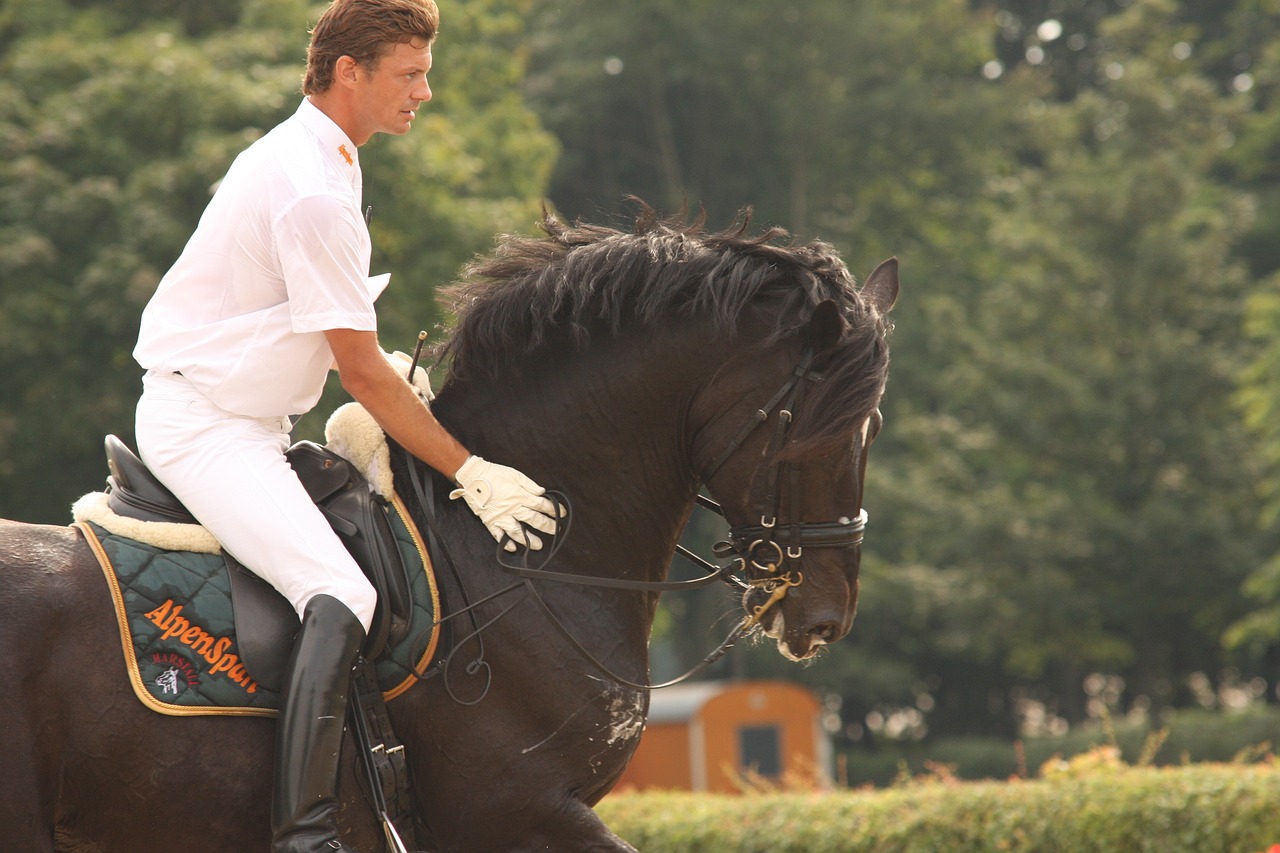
left=700, top=349, right=877, bottom=627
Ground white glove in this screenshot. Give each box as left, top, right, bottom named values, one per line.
left=450, top=455, right=561, bottom=552
left=383, top=349, right=434, bottom=402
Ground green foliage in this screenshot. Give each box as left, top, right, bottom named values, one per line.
left=7, top=0, right=1280, bottom=752
left=527, top=0, right=1009, bottom=247
left=0, top=20, right=301, bottom=521
left=629, top=0, right=1279, bottom=741
left=0, top=0, right=555, bottom=521
left=798, top=0, right=1274, bottom=736
left=841, top=706, right=1280, bottom=786
left=598, top=762, right=1280, bottom=852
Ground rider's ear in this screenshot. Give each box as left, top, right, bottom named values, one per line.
left=803, top=300, right=846, bottom=350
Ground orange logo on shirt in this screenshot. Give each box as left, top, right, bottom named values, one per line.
left=338, top=144, right=353, bottom=165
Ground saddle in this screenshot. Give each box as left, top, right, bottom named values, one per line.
left=102, top=434, right=414, bottom=684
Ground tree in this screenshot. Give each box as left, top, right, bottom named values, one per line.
left=0, top=0, right=556, bottom=523
left=526, top=0, right=1010, bottom=244
left=525, top=0, right=1280, bottom=740
left=849, top=0, right=1276, bottom=734
left=1225, top=0, right=1280, bottom=668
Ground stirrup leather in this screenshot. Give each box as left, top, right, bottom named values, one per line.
left=349, top=660, right=416, bottom=852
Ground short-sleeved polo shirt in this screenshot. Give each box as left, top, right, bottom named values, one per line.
left=134, top=98, right=389, bottom=418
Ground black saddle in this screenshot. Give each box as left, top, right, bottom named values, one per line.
left=102, top=435, right=413, bottom=688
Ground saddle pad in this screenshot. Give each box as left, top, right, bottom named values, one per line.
left=77, top=492, right=440, bottom=717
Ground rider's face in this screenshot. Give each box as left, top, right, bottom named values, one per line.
left=349, top=39, right=433, bottom=144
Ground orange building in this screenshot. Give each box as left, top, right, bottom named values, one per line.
left=615, top=680, right=832, bottom=793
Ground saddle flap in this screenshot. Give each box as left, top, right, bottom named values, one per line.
left=286, top=440, right=414, bottom=652
left=226, top=553, right=299, bottom=692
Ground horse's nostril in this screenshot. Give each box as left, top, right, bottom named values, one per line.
left=810, top=621, right=836, bottom=642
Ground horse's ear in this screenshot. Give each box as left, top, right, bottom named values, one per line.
left=804, top=299, right=846, bottom=349
left=862, top=257, right=899, bottom=314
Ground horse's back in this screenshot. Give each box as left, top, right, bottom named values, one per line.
left=0, top=520, right=116, bottom=665
left=0, top=518, right=104, bottom=646
left=0, top=519, right=275, bottom=852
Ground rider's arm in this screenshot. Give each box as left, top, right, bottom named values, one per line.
left=324, top=327, right=561, bottom=550
left=324, top=327, right=469, bottom=478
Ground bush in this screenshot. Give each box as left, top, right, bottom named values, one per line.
left=597, top=759, right=1280, bottom=853
left=839, top=706, right=1280, bottom=786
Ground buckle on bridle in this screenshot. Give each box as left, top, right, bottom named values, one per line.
left=748, top=539, right=784, bottom=572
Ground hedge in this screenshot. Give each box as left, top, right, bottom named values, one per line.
left=841, top=706, right=1280, bottom=786
left=597, top=757, right=1280, bottom=852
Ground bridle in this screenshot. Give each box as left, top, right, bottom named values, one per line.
left=699, top=347, right=879, bottom=629
left=403, top=348, right=880, bottom=693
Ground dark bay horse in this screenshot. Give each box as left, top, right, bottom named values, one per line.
left=0, top=207, right=898, bottom=852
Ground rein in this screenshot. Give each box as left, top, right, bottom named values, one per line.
left=399, top=450, right=743, bottom=694
left=395, top=348, right=876, bottom=696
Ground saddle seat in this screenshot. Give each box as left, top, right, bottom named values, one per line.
left=101, top=434, right=413, bottom=673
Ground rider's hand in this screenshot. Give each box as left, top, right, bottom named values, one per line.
left=383, top=349, right=434, bottom=402
left=449, top=456, right=561, bottom=552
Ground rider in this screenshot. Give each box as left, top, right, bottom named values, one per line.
left=131, top=1, right=559, bottom=850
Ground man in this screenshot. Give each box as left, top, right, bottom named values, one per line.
left=132, top=2, right=559, bottom=850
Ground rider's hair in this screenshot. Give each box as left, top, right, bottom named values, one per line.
left=303, top=0, right=439, bottom=95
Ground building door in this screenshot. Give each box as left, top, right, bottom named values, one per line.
left=738, top=724, right=781, bottom=778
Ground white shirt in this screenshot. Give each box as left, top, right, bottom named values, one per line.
left=134, top=98, right=390, bottom=418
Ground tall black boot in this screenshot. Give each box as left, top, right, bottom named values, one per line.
left=271, top=594, right=367, bottom=853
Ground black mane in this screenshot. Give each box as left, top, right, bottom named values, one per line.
left=435, top=204, right=893, bottom=456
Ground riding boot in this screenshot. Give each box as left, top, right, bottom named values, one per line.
left=271, top=594, right=368, bottom=853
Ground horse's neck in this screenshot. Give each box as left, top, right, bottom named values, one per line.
left=438, top=332, right=714, bottom=581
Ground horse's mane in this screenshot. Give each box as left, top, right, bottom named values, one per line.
left=435, top=203, right=892, bottom=456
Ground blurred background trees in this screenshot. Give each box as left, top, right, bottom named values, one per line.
left=6, top=0, right=1280, bottom=758
left=0, top=0, right=553, bottom=519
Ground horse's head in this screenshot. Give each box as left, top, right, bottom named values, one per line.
left=436, top=204, right=897, bottom=663
left=692, top=257, right=899, bottom=661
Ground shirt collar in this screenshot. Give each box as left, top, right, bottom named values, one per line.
left=295, top=97, right=360, bottom=182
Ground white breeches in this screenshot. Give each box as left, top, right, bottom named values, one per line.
left=135, top=371, right=377, bottom=632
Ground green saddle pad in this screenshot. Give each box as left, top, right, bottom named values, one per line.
left=78, top=493, right=440, bottom=717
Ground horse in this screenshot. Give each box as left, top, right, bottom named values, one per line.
left=0, top=205, right=898, bottom=853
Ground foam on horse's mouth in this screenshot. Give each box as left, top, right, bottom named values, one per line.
left=762, top=613, right=799, bottom=661
left=762, top=613, right=829, bottom=662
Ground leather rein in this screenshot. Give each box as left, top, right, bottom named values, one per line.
left=401, top=348, right=877, bottom=694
